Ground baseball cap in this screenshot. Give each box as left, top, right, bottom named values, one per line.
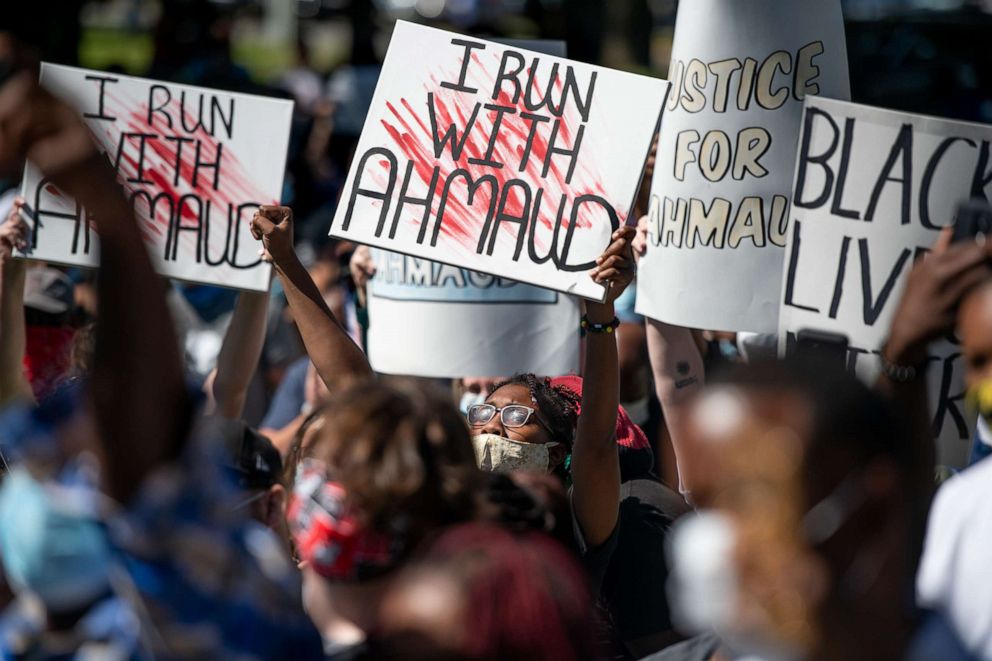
left=221, top=421, right=283, bottom=491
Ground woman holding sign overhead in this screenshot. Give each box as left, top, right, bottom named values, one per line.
left=468, top=227, right=635, bottom=573
left=251, top=206, right=639, bottom=638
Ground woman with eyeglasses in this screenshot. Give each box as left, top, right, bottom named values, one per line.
left=255, top=204, right=633, bottom=535
left=464, top=228, right=635, bottom=597
left=252, top=206, right=636, bottom=648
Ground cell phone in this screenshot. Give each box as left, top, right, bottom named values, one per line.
left=951, top=199, right=992, bottom=244
left=794, top=328, right=849, bottom=369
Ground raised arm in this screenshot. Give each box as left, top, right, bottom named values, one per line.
left=2, top=74, right=190, bottom=502
left=570, top=225, right=636, bottom=547
left=632, top=212, right=706, bottom=495
left=0, top=199, right=32, bottom=405
left=210, top=289, right=270, bottom=419
left=251, top=205, right=372, bottom=392
left=645, top=319, right=704, bottom=495
left=89, top=171, right=190, bottom=503
left=881, top=229, right=991, bottom=494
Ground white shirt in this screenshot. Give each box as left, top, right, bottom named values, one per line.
left=917, top=457, right=992, bottom=658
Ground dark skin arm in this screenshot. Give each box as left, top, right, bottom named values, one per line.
left=882, top=229, right=992, bottom=500
left=88, top=168, right=190, bottom=502
left=0, top=73, right=189, bottom=502
left=0, top=199, right=32, bottom=406
left=251, top=206, right=372, bottom=392
left=569, top=225, right=636, bottom=547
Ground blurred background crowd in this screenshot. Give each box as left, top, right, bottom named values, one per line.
left=1, top=2, right=992, bottom=660
left=7, top=0, right=992, bottom=453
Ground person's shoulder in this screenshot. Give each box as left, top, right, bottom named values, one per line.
left=918, top=458, right=992, bottom=605
left=937, top=459, right=992, bottom=500
left=904, top=610, right=980, bottom=661
left=929, top=458, right=992, bottom=527
left=621, top=478, right=692, bottom=522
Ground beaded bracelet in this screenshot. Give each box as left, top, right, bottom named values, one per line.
left=879, top=345, right=928, bottom=383
left=580, top=315, right=620, bottom=336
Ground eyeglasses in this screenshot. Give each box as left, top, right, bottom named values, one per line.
left=467, top=403, right=550, bottom=431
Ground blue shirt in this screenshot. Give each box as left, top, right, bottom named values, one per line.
left=260, top=357, right=309, bottom=430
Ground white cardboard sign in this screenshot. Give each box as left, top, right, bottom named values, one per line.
left=780, top=97, right=989, bottom=467
left=328, top=21, right=668, bottom=301
left=366, top=249, right=580, bottom=378
left=18, top=64, right=293, bottom=291
left=636, top=0, right=850, bottom=332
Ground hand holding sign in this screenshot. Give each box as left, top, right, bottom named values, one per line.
left=0, top=198, right=30, bottom=267
left=779, top=97, right=992, bottom=465
left=251, top=205, right=294, bottom=265
left=350, top=246, right=376, bottom=288
left=349, top=245, right=376, bottom=307
left=591, top=225, right=636, bottom=304
left=886, top=230, right=992, bottom=367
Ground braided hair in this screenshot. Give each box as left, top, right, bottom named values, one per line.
left=489, top=374, right=581, bottom=450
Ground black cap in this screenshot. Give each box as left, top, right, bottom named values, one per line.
left=221, top=422, right=282, bottom=491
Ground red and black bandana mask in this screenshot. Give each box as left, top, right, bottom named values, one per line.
left=287, top=458, right=404, bottom=582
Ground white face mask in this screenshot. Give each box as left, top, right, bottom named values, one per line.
left=471, top=434, right=558, bottom=474
left=667, top=511, right=739, bottom=634
left=669, top=512, right=805, bottom=661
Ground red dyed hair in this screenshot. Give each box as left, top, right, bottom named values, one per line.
left=423, top=523, right=598, bottom=661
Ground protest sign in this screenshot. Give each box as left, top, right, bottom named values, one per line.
left=361, top=38, right=579, bottom=378
left=18, top=64, right=293, bottom=292
left=328, top=20, right=668, bottom=301
left=779, top=96, right=990, bottom=466
left=366, top=249, right=580, bottom=377
left=636, top=0, right=849, bottom=332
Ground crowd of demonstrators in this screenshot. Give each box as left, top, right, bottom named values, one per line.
left=3, top=13, right=992, bottom=661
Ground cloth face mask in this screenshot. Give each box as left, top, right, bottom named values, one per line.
left=471, top=433, right=558, bottom=474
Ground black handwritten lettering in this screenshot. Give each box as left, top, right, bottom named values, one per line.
left=864, top=123, right=913, bottom=225
left=83, top=75, right=118, bottom=121
left=441, top=39, right=486, bottom=94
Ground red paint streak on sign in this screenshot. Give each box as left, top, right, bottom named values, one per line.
left=91, top=91, right=277, bottom=272
left=378, top=53, right=618, bottom=256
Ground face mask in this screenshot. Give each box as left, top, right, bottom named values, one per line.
left=459, top=391, right=487, bottom=416
left=667, top=512, right=739, bottom=633
left=668, top=512, right=804, bottom=661
left=0, top=468, right=111, bottom=612
left=967, top=378, right=992, bottom=423
left=471, top=434, right=558, bottom=474
left=287, top=459, right=404, bottom=582
left=717, top=339, right=740, bottom=361
left=669, top=474, right=869, bottom=660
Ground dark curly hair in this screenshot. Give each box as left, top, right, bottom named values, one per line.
left=488, top=374, right=581, bottom=450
